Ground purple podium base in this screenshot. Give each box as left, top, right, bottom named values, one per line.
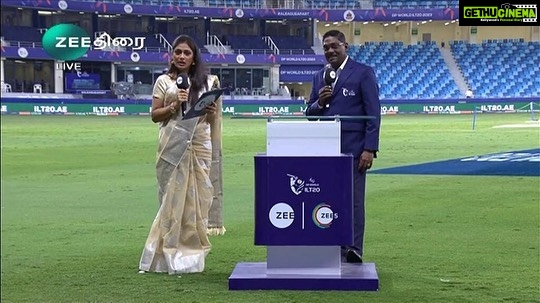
left=228, top=262, right=379, bottom=291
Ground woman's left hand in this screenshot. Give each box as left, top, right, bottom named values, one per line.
left=205, top=102, right=217, bottom=115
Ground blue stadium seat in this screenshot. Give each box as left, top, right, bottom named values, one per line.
left=163, top=33, right=208, bottom=53
left=1, top=26, right=43, bottom=43
left=270, top=36, right=314, bottom=55
left=224, top=35, right=272, bottom=54
left=349, top=41, right=461, bottom=99
left=451, top=40, right=540, bottom=98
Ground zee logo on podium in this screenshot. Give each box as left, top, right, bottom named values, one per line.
left=268, top=203, right=294, bottom=229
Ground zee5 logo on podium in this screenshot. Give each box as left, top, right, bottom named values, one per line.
left=312, top=203, right=338, bottom=229
left=42, top=23, right=145, bottom=71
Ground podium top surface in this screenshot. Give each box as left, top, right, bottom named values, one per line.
left=231, top=115, right=376, bottom=121
left=255, top=152, right=354, bottom=158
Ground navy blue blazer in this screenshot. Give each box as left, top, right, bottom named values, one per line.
left=305, top=58, right=381, bottom=158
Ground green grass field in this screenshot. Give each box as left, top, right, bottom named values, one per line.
left=1, top=113, right=539, bottom=303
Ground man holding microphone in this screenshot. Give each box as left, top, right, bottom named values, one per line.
left=305, top=30, right=381, bottom=263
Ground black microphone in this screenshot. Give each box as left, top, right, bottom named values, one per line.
left=323, top=66, right=336, bottom=86
left=320, top=66, right=336, bottom=109
left=176, top=73, right=190, bottom=115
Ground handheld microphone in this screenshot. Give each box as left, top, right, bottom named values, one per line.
left=323, top=66, right=337, bottom=86
left=320, top=66, right=336, bottom=109
left=176, top=73, right=190, bottom=115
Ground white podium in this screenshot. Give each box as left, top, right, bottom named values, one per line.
left=229, top=116, right=379, bottom=291
left=266, top=120, right=342, bottom=276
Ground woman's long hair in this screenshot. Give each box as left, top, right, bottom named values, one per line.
left=167, top=35, right=208, bottom=106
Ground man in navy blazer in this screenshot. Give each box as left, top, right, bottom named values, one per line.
left=305, top=30, right=381, bottom=263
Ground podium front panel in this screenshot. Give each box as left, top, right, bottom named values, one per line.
left=254, top=154, right=353, bottom=246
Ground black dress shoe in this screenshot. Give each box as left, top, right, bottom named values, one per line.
left=346, top=249, right=363, bottom=263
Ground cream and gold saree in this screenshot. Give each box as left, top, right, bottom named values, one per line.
left=139, top=75, right=223, bottom=274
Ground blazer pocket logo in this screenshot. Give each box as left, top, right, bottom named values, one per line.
left=342, top=88, right=356, bottom=97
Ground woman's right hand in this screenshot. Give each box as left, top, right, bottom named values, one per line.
left=177, top=89, right=188, bottom=104
left=169, top=89, right=188, bottom=115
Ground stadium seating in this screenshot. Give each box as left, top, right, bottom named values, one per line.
left=111, top=31, right=207, bottom=53
left=303, top=0, right=361, bottom=9
left=163, top=33, right=208, bottom=53
left=1, top=26, right=43, bottom=43
left=270, top=35, right=314, bottom=54
left=224, top=35, right=315, bottom=55
left=123, top=0, right=194, bottom=5
left=1, top=82, right=13, bottom=93
left=451, top=40, right=540, bottom=98
left=223, top=35, right=272, bottom=54
left=0, top=1, right=534, bottom=100
left=348, top=41, right=461, bottom=99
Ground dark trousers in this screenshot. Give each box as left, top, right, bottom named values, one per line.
left=352, top=160, right=367, bottom=256
left=342, top=158, right=367, bottom=256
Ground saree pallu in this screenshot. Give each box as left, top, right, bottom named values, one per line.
left=207, top=78, right=225, bottom=236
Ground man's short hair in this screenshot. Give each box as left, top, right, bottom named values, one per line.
left=322, top=30, right=346, bottom=43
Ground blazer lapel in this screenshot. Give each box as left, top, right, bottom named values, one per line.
left=332, top=60, right=354, bottom=96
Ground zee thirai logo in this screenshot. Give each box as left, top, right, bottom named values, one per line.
left=41, top=23, right=146, bottom=70
left=42, top=24, right=92, bottom=61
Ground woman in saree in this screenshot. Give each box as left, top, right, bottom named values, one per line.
left=139, top=34, right=224, bottom=274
